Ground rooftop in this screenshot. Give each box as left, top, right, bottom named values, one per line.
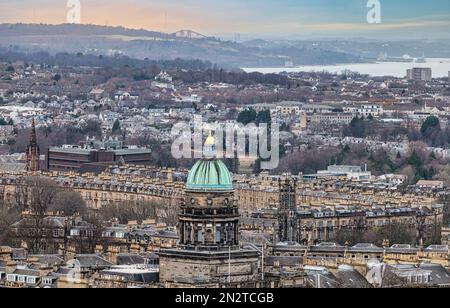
left=49, top=146, right=151, bottom=156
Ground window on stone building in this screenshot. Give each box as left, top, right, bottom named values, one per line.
left=215, top=226, right=221, bottom=244
left=197, top=228, right=203, bottom=243
left=27, top=277, right=36, bottom=284
left=226, top=224, right=234, bottom=243
left=43, top=278, right=52, bottom=285
left=186, top=225, right=192, bottom=243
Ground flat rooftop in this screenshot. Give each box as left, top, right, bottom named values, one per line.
left=48, top=147, right=151, bottom=156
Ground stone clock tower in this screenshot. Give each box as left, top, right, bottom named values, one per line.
left=159, top=134, right=259, bottom=288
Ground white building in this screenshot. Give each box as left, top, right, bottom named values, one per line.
left=407, top=68, right=432, bottom=82
left=344, top=104, right=383, bottom=117
left=317, top=165, right=371, bottom=181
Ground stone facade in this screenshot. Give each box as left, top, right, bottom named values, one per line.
left=159, top=249, right=259, bottom=288
left=0, top=167, right=183, bottom=210
left=272, top=242, right=450, bottom=269
left=179, top=189, right=239, bottom=248
left=442, top=227, right=450, bottom=245
left=243, top=205, right=444, bottom=245
left=277, top=175, right=299, bottom=243
left=0, top=166, right=442, bottom=213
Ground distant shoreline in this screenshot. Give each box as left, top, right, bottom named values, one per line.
left=243, top=58, right=450, bottom=78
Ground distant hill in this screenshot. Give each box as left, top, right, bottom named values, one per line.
left=0, top=23, right=364, bottom=68
left=0, top=23, right=166, bottom=38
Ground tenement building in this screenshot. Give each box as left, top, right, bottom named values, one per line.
left=0, top=166, right=183, bottom=210
left=234, top=174, right=440, bottom=213
left=243, top=205, right=444, bottom=245
left=158, top=135, right=260, bottom=288
left=442, top=226, right=450, bottom=245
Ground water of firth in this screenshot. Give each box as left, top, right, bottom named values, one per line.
left=243, top=58, right=450, bottom=78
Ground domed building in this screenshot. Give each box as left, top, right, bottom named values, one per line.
left=180, top=159, right=239, bottom=248
left=159, top=133, right=260, bottom=288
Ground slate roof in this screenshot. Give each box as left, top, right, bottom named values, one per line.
left=116, top=254, right=145, bottom=266
left=53, top=267, right=73, bottom=277
left=265, top=256, right=304, bottom=267
left=310, top=242, right=346, bottom=253
left=387, top=244, right=420, bottom=254
left=305, top=271, right=341, bottom=288
left=424, top=245, right=449, bottom=253
left=350, top=243, right=384, bottom=253
left=419, top=264, right=450, bottom=286
left=100, top=267, right=159, bottom=284
left=29, top=255, right=65, bottom=267
left=333, top=265, right=372, bottom=288
left=74, top=254, right=113, bottom=269
left=11, top=248, right=27, bottom=261
left=12, top=268, right=41, bottom=277
left=12, top=216, right=65, bottom=229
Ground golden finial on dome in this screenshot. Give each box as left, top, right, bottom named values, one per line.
left=204, top=130, right=216, bottom=146
left=203, top=130, right=217, bottom=158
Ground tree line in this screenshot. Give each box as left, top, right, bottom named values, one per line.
left=0, top=50, right=213, bottom=71
left=334, top=219, right=442, bottom=248
left=173, top=68, right=289, bottom=86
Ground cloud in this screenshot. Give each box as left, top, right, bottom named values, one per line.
left=1, top=0, right=450, bottom=39
left=298, top=20, right=450, bottom=32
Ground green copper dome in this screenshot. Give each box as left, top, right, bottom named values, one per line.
left=186, top=159, right=233, bottom=192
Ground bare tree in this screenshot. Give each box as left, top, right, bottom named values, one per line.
left=0, top=199, right=21, bottom=246
left=415, top=214, right=429, bottom=246
left=100, top=199, right=178, bottom=226
left=51, top=190, right=87, bottom=217
left=14, top=177, right=60, bottom=254
left=70, top=210, right=107, bottom=254
left=376, top=222, right=416, bottom=246
left=334, top=217, right=367, bottom=246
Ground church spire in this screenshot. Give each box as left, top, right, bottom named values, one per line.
left=26, top=117, right=40, bottom=172
left=30, top=117, right=37, bottom=147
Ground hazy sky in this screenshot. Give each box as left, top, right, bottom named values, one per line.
left=1, top=0, right=450, bottom=39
